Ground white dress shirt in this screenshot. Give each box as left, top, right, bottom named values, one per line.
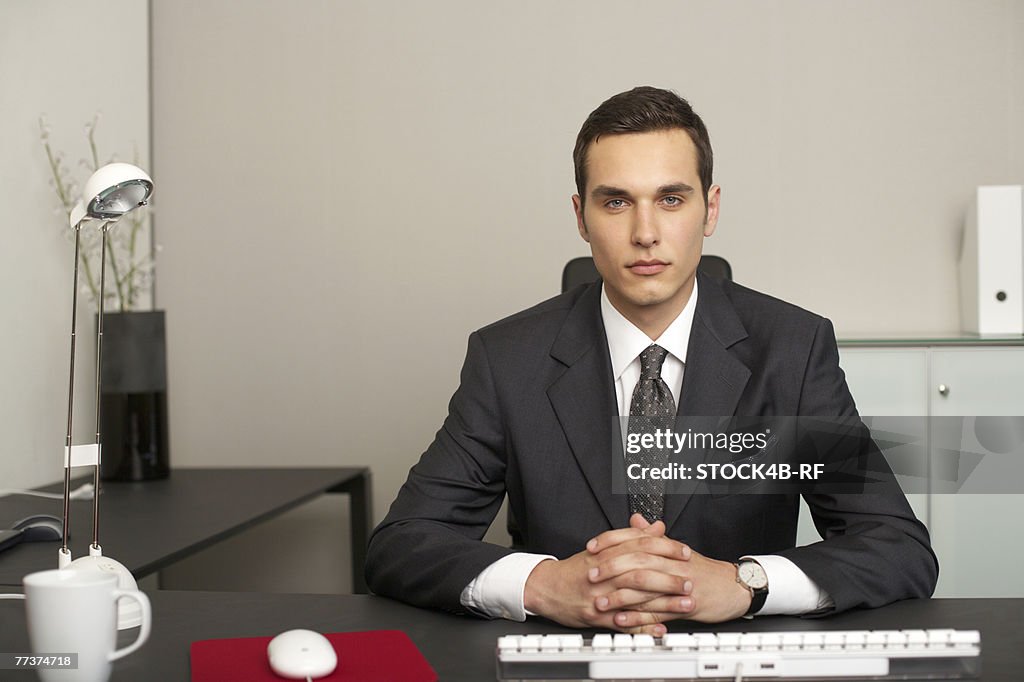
left=460, top=281, right=833, bottom=619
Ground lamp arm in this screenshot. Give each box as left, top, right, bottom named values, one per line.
left=61, top=221, right=85, bottom=558
left=90, top=221, right=113, bottom=550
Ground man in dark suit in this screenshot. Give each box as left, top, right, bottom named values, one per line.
left=365, top=87, right=937, bottom=634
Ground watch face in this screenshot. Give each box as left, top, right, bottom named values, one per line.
left=739, top=562, right=768, bottom=590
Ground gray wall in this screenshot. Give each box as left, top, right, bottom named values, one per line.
left=149, top=0, right=1023, bottom=593
left=0, top=1, right=149, bottom=494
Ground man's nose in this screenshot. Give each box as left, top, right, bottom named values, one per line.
left=631, top=204, right=659, bottom=248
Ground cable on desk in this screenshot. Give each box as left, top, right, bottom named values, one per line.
left=0, top=483, right=94, bottom=500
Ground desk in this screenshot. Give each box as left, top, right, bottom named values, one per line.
left=0, top=593, right=1021, bottom=680
left=0, top=468, right=371, bottom=593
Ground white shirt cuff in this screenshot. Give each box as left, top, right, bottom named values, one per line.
left=459, top=553, right=555, bottom=621
left=743, top=554, right=834, bottom=616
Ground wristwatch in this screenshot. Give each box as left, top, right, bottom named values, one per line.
left=735, top=559, right=768, bottom=617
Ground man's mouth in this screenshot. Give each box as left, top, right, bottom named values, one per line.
left=627, top=259, right=668, bottom=275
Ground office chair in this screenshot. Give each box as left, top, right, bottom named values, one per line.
left=504, top=253, right=734, bottom=549
left=561, top=254, right=732, bottom=293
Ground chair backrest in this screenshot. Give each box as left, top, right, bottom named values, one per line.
left=561, top=254, right=732, bottom=292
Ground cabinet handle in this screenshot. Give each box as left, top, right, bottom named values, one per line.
left=937, top=384, right=950, bottom=397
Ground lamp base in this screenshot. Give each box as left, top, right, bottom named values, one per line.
left=65, top=547, right=142, bottom=630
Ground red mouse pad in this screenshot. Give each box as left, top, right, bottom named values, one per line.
left=190, top=630, right=437, bottom=681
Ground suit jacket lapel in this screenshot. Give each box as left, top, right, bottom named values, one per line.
left=662, top=273, right=752, bottom=531
left=547, top=283, right=629, bottom=529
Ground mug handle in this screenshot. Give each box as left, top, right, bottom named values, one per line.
left=108, top=590, right=151, bottom=662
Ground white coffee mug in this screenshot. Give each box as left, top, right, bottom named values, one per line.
left=0, top=568, right=151, bottom=681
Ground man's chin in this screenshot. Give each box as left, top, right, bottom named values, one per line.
left=620, top=289, right=675, bottom=309
left=613, top=282, right=691, bottom=310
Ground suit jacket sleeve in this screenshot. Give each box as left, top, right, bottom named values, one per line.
left=776, top=318, right=939, bottom=613
left=365, top=331, right=515, bottom=613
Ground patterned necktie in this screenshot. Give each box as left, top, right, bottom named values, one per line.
left=626, top=344, right=677, bottom=522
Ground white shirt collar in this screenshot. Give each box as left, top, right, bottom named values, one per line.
left=600, top=278, right=698, bottom=381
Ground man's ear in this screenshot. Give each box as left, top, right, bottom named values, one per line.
left=703, top=184, right=721, bottom=238
left=572, top=194, right=590, bottom=242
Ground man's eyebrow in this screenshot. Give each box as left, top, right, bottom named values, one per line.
left=590, top=185, right=631, bottom=198
left=658, top=183, right=696, bottom=195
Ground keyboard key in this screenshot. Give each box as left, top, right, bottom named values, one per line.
left=824, top=632, right=845, bottom=650
left=866, top=631, right=888, bottom=649
left=739, top=633, right=761, bottom=650
left=497, top=636, right=519, bottom=651
left=662, top=633, right=697, bottom=651
left=950, top=631, right=981, bottom=646
left=540, top=636, right=561, bottom=652
left=904, top=630, right=928, bottom=648
left=613, top=634, right=634, bottom=651
left=558, top=635, right=584, bottom=652
left=591, top=633, right=612, bottom=651
left=633, top=634, right=655, bottom=651
left=926, top=629, right=955, bottom=647
left=520, top=635, right=542, bottom=652
left=884, top=631, right=908, bottom=648
left=845, top=631, right=867, bottom=649
left=695, top=633, right=718, bottom=651
left=718, top=633, right=740, bottom=650
left=802, top=633, right=824, bottom=649
left=781, top=632, right=803, bottom=651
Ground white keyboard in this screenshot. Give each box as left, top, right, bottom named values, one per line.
left=496, top=629, right=980, bottom=680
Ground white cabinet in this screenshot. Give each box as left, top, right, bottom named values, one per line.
left=799, top=342, right=1024, bottom=598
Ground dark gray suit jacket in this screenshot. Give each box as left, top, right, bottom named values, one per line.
left=365, top=274, right=938, bottom=614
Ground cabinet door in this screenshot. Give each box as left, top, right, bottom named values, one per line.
left=930, top=348, right=1024, bottom=416
left=839, top=349, right=929, bottom=416
left=929, top=348, right=1024, bottom=597
left=796, top=349, right=929, bottom=547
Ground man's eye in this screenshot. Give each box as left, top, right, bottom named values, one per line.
left=605, top=199, right=627, bottom=209
left=662, top=196, right=683, bottom=206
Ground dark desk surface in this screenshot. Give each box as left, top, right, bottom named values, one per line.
left=1, top=593, right=1020, bottom=681
left=0, top=468, right=370, bottom=591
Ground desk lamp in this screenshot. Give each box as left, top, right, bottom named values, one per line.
left=59, top=162, right=153, bottom=630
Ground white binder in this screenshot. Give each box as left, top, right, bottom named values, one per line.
left=959, top=185, right=1023, bottom=335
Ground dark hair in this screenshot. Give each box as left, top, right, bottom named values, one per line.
left=573, top=86, right=713, bottom=207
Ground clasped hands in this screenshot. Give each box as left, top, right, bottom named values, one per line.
left=523, top=514, right=751, bottom=635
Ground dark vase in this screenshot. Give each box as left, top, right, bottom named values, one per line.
left=99, top=310, right=170, bottom=481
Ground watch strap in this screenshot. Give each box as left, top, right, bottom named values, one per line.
left=735, top=561, right=769, bottom=617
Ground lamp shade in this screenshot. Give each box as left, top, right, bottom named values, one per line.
left=80, top=162, right=153, bottom=221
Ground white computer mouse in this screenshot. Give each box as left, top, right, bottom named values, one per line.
left=267, top=629, right=338, bottom=679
